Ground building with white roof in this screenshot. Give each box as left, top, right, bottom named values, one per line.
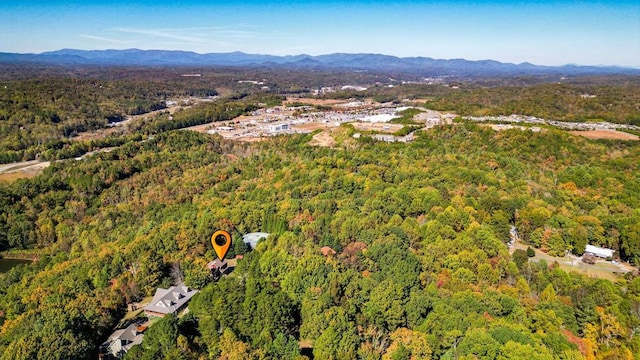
left=585, top=244, right=614, bottom=259
left=242, top=232, right=269, bottom=248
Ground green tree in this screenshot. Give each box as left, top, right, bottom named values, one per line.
left=512, top=249, right=529, bottom=270
left=526, top=247, right=535, bottom=258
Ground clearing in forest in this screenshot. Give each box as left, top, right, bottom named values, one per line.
left=350, top=122, right=404, bottom=133
left=510, top=239, right=635, bottom=282
left=570, top=129, right=639, bottom=141
left=308, top=129, right=337, bottom=147
left=284, top=97, right=349, bottom=106
left=0, top=161, right=50, bottom=182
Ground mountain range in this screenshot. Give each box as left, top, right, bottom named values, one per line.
left=1, top=49, right=638, bottom=77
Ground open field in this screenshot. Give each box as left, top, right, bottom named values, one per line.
left=350, top=122, right=404, bottom=133
left=408, top=98, right=435, bottom=103
left=0, top=160, right=51, bottom=182
left=122, top=296, right=153, bottom=322
left=291, top=122, right=335, bottom=132
left=0, top=172, right=37, bottom=182
left=182, top=122, right=214, bottom=133
left=570, top=129, right=639, bottom=141
left=284, top=97, right=349, bottom=106
left=308, top=130, right=337, bottom=147
left=510, top=240, right=633, bottom=282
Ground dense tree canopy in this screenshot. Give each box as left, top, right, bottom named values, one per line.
left=0, top=122, right=639, bottom=358
left=1, top=69, right=640, bottom=359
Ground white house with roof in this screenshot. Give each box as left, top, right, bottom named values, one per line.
left=585, top=244, right=614, bottom=259
left=101, top=322, right=145, bottom=359
left=143, top=283, right=198, bottom=318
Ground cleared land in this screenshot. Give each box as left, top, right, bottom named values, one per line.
left=510, top=240, right=633, bottom=282
left=350, top=122, right=404, bottom=133
left=292, top=122, right=335, bottom=132
left=308, top=129, right=337, bottom=147
left=570, top=129, right=639, bottom=141
left=0, top=172, right=36, bottom=182
left=284, top=97, right=349, bottom=106
left=0, top=160, right=50, bottom=182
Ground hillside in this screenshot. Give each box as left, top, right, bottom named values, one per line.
left=2, top=49, right=639, bottom=77
left=1, top=123, right=639, bottom=358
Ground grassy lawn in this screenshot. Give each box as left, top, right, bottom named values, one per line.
left=510, top=239, right=632, bottom=282
left=122, top=296, right=153, bottom=321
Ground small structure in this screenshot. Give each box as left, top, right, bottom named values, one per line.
left=100, top=322, right=146, bottom=359
left=585, top=244, right=614, bottom=259
left=143, top=283, right=198, bottom=318
left=582, top=253, right=597, bottom=265
left=207, top=259, right=231, bottom=272
left=269, top=123, right=289, bottom=132
left=242, top=232, right=270, bottom=249
left=207, top=258, right=239, bottom=281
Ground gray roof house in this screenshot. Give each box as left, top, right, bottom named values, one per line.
left=101, top=322, right=145, bottom=359
left=143, top=283, right=198, bottom=318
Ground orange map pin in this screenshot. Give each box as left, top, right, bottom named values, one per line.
left=211, top=230, right=232, bottom=260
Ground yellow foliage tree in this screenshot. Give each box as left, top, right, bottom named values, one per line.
left=383, top=328, right=432, bottom=360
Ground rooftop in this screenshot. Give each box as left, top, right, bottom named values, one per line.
left=143, top=283, right=198, bottom=316
left=242, top=232, right=270, bottom=248
left=102, top=322, right=145, bottom=358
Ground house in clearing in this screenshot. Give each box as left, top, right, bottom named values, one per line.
left=585, top=244, right=614, bottom=259
left=143, top=283, right=198, bottom=318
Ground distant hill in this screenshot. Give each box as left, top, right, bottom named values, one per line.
left=0, top=48, right=638, bottom=76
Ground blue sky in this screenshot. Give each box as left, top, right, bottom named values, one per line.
left=2, top=1, right=639, bottom=67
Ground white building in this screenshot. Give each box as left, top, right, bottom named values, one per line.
left=242, top=232, right=270, bottom=248
left=269, top=124, right=289, bottom=132
left=341, top=85, right=368, bottom=91
left=585, top=244, right=614, bottom=259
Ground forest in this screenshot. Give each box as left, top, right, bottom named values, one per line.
left=0, top=67, right=640, bottom=359
left=0, top=124, right=639, bottom=359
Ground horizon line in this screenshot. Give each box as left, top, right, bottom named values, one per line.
left=4, top=48, right=640, bottom=70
